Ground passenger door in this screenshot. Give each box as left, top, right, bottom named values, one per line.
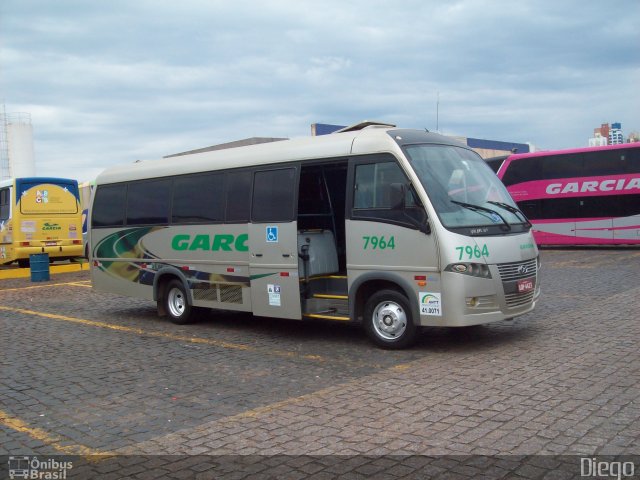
left=346, top=154, right=439, bottom=293
left=248, top=167, right=302, bottom=319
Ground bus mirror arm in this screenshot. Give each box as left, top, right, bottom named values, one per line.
left=389, top=183, right=431, bottom=234
left=389, top=183, right=406, bottom=210
left=421, top=218, right=431, bottom=235
left=402, top=207, right=431, bottom=235
left=412, top=212, right=430, bottom=235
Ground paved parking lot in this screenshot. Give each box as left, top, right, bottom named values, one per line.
left=1, top=249, right=639, bottom=478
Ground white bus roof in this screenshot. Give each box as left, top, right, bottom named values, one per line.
left=95, top=125, right=465, bottom=185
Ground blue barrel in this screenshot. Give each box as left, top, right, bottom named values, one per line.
left=30, top=253, right=50, bottom=282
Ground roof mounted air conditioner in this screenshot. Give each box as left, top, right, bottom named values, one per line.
left=333, top=120, right=396, bottom=133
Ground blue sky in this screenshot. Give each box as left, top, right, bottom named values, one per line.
left=1, top=0, right=638, bottom=181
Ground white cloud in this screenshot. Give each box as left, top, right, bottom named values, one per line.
left=0, top=0, right=638, bottom=180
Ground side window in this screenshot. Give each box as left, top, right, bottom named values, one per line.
left=518, top=200, right=541, bottom=220
left=354, top=161, right=416, bottom=209
left=351, top=158, right=424, bottom=228
left=225, top=171, right=252, bottom=223
left=540, top=198, right=579, bottom=220
left=582, top=151, right=625, bottom=176
left=579, top=195, right=630, bottom=218
left=619, top=193, right=640, bottom=215
left=502, top=157, right=540, bottom=186
left=251, top=168, right=297, bottom=222
left=172, top=173, right=224, bottom=224
left=0, top=188, right=10, bottom=221
left=126, top=179, right=172, bottom=226
left=623, top=148, right=640, bottom=173
left=543, top=153, right=582, bottom=179
left=92, top=184, right=127, bottom=227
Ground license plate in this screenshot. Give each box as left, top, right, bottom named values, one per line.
left=45, top=242, right=57, bottom=246
left=517, top=278, right=534, bottom=293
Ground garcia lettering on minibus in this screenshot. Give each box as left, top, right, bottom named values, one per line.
left=171, top=233, right=249, bottom=252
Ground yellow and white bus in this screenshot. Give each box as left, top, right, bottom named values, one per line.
left=0, top=177, right=84, bottom=267
left=90, top=122, right=540, bottom=348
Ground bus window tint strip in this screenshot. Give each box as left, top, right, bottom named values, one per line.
left=92, top=169, right=255, bottom=228
left=521, top=194, right=640, bottom=220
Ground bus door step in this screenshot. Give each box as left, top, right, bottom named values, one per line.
left=303, top=293, right=349, bottom=319
left=303, top=312, right=350, bottom=322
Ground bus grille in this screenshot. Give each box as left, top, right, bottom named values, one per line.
left=192, top=284, right=243, bottom=304
left=497, top=258, right=537, bottom=281
left=193, top=286, right=218, bottom=302
left=504, top=290, right=536, bottom=308
left=219, top=284, right=243, bottom=304
left=497, top=258, right=538, bottom=308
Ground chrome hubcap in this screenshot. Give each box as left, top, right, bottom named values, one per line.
left=167, top=287, right=186, bottom=318
left=372, top=301, right=407, bottom=340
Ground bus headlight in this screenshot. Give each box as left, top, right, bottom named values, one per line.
left=445, top=263, right=492, bottom=279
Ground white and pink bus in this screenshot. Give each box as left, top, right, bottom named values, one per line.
left=487, top=143, right=640, bottom=246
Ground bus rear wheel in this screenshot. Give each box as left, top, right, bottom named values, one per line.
left=364, top=290, right=417, bottom=349
left=164, top=279, right=193, bottom=325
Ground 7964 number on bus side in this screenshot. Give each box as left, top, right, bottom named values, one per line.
left=362, top=235, right=396, bottom=250
left=455, top=244, right=489, bottom=261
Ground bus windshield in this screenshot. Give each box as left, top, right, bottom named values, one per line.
left=405, top=144, right=528, bottom=232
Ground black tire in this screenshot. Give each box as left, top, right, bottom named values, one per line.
left=17, top=259, right=29, bottom=268
left=363, top=289, right=417, bottom=349
left=163, top=279, right=193, bottom=325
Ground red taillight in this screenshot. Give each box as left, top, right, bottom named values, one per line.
left=414, top=275, right=427, bottom=287
left=20, top=241, right=30, bottom=247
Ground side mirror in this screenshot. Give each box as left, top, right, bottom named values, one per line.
left=389, top=183, right=405, bottom=210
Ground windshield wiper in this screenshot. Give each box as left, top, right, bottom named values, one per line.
left=450, top=200, right=511, bottom=231
left=488, top=201, right=532, bottom=228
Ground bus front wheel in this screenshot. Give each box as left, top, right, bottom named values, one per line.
left=364, top=290, right=417, bottom=349
left=164, top=279, right=193, bottom=325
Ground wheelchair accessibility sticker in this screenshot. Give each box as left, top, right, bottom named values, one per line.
left=266, top=226, right=279, bottom=243
left=268, top=284, right=281, bottom=306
